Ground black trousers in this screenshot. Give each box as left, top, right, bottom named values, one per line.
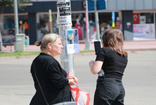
left=94, top=77, right=125, bottom=105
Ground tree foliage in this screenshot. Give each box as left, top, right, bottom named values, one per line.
left=0, top=0, right=30, bottom=14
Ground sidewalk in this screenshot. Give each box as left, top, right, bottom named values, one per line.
left=1, top=40, right=156, bottom=53
left=123, top=40, right=156, bottom=51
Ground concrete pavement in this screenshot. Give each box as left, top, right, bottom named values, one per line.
left=0, top=51, right=156, bottom=105
left=0, top=40, right=156, bottom=105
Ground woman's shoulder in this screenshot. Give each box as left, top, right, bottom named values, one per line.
left=98, top=47, right=115, bottom=56
left=37, top=52, right=52, bottom=59
left=35, top=52, right=56, bottom=63
left=100, top=47, right=111, bottom=52
left=96, top=47, right=108, bottom=56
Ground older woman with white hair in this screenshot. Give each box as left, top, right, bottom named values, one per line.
left=30, top=33, right=78, bottom=105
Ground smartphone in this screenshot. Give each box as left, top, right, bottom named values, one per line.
left=94, top=41, right=101, bottom=55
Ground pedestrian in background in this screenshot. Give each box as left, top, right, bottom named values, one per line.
left=89, top=28, right=128, bottom=105
left=30, top=33, right=78, bottom=105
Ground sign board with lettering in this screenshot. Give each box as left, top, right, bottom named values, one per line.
left=133, top=24, right=155, bottom=40
left=57, top=0, right=72, bottom=27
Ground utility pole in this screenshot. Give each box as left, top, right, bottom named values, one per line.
left=14, top=0, right=25, bottom=52
left=85, top=0, right=92, bottom=50
left=57, top=0, right=74, bottom=75
left=94, top=0, right=100, bottom=41
left=0, top=31, right=2, bottom=51
left=14, top=0, right=19, bottom=34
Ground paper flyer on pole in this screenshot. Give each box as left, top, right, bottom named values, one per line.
left=57, top=0, right=72, bottom=27
left=66, top=29, right=80, bottom=54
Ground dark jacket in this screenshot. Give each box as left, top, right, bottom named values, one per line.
left=30, top=52, right=71, bottom=105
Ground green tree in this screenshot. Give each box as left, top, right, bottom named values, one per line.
left=0, top=0, right=30, bottom=14
left=0, top=0, right=30, bottom=51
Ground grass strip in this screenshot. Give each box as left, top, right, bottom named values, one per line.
left=0, top=50, right=94, bottom=57
left=0, top=51, right=40, bottom=57
left=80, top=50, right=94, bottom=53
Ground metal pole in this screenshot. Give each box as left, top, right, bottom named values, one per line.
left=49, top=9, right=53, bottom=33
left=94, top=0, right=100, bottom=40
left=57, top=0, right=74, bottom=75
left=85, top=0, right=92, bottom=50
left=14, top=0, right=19, bottom=34
left=0, top=31, right=2, bottom=51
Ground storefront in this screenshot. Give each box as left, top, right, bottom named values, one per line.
left=133, top=11, right=155, bottom=40
left=2, top=14, right=29, bottom=36
left=0, top=10, right=123, bottom=44
left=1, top=0, right=156, bottom=44
left=35, top=11, right=118, bottom=41
left=1, top=13, right=29, bottom=44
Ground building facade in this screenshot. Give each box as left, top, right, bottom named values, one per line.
left=1, top=0, right=156, bottom=44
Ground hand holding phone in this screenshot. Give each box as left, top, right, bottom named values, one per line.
left=94, top=41, right=101, bottom=55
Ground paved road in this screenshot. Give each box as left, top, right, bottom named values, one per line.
left=0, top=50, right=156, bottom=105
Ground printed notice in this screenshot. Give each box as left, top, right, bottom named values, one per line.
left=57, top=0, right=72, bottom=27
left=66, top=29, right=80, bottom=54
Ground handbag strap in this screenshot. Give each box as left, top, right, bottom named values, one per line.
left=33, top=64, right=49, bottom=105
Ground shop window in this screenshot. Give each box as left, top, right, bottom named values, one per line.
left=140, top=13, right=154, bottom=24
left=37, top=14, right=58, bottom=40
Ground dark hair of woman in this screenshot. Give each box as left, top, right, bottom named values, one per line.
left=102, top=27, right=127, bottom=56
